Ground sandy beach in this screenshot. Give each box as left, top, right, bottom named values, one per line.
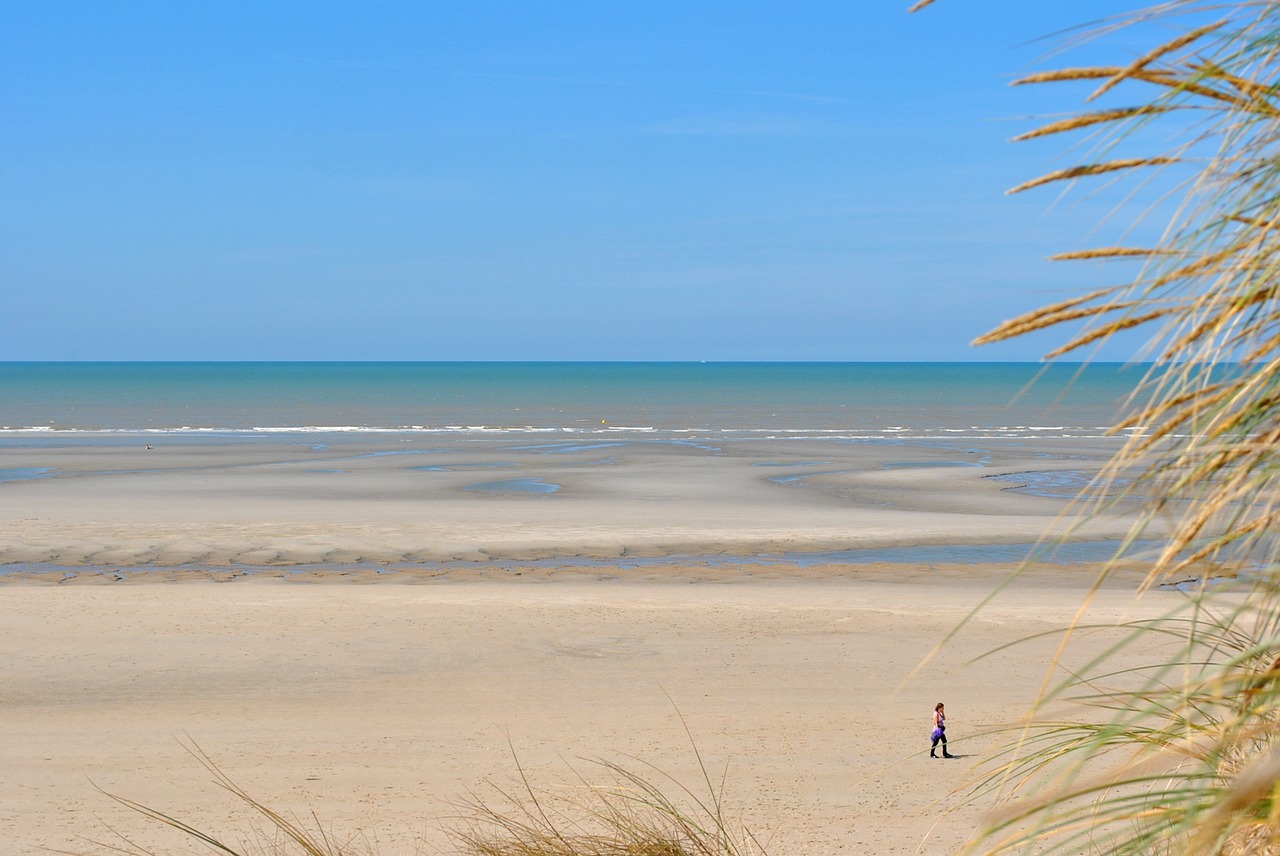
left=0, top=564, right=1182, bottom=856
left=0, top=433, right=1180, bottom=854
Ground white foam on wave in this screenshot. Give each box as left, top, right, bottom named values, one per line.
left=250, top=425, right=564, bottom=434
left=0, top=424, right=1124, bottom=440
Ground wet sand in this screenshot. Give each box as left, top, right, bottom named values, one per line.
left=0, top=434, right=1143, bottom=567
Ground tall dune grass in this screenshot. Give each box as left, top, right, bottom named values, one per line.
left=449, top=748, right=764, bottom=856
left=916, top=2, right=1280, bottom=853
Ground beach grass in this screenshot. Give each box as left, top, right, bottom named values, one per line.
left=449, top=753, right=763, bottom=856
left=70, top=733, right=762, bottom=856
left=946, top=1, right=1280, bottom=853
left=74, top=741, right=382, bottom=856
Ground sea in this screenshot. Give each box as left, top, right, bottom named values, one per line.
left=0, top=361, right=1146, bottom=440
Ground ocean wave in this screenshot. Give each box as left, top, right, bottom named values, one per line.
left=0, top=424, right=1147, bottom=439
left=254, top=425, right=569, bottom=434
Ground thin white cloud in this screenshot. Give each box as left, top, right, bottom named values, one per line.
left=644, top=112, right=816, bottom=137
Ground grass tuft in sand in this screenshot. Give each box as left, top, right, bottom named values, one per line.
left=72, top=733, right=762, bottom=856
left=450, top=752, right=763, bottom=856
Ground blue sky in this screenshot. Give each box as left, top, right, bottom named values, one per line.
left=2, top=1, right=1163, bottom=361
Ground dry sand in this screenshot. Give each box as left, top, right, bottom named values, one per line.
left=1, top=565, right=1184, bottom=856
left=0, top=434, right=1179, bottom=854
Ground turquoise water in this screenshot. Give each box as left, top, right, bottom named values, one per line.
left=0, top=362, right=1145, bottom=438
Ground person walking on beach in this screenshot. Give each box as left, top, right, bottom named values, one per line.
left=930, top=702, right=953, bottom=758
